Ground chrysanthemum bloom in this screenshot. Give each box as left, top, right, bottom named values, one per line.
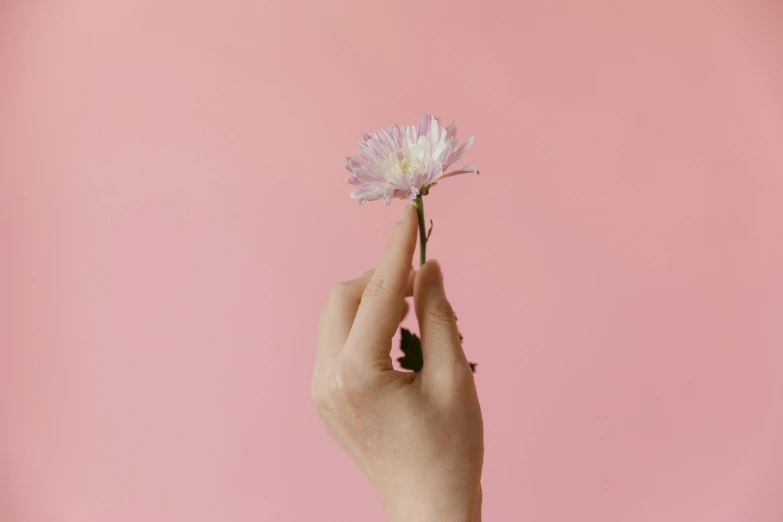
left=344, top=113, right=480, bottom=373
left=345, top=113, right=479, bottom=206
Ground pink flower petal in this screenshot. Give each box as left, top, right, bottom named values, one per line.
left=358, top=141, right=375, bottom=157
left=391, top=124, right=401, bottom=142
left=368, top=138, right=385, bottom=155
left=346, top=114, right=478, bottom=205
left=417, top=113, right=432, bottom=136
left=353, top=167, right=382, bottom=182
left=445, top=121, right=457, bottom=140
left=429, top=116, right=439, bottom=146
left=433, top=133, right=453, bottom=164
left=427, top=163, right=444, bottom=185
left=377, top=127, right=395, bottom=149
left=358, top=142, right=385, bottom=168
left=440, top=164, right=479, bottom=179
left=350, top=185, right=384, bottom=202
left=445, top=136, right=474, bottom=167
left=345, top=157, right=364, bottom=172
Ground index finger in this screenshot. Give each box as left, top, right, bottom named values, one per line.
left=316, top=269, right=417, bottom=363
left=343, top=204, right=419, bottom=365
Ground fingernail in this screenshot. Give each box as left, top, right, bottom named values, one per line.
left=397, top=204, right=411, bottom=223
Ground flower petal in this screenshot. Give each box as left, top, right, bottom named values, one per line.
left=405, top=125, right=418, bottom=142
left=440, top=164, right=479, bottom=179
left=353, top=167, right=382, bottom=182
left=433, top=133, right=453, bottom=164
left=390, top=124, right=401, bottom=143
left=351, top=185, right=383, bottom=201
left=417, top=113, right=432, bottom=137
left=346, top=115, right=478, bottom=206
left=429, top=116, right=440, bottom=147
left=428, top=163, right=444, bottom=185
left=377, top=127, right=395, bottom=149
left=345, top=157, right=365, bottom=172
left=445, top=121, right=457, bottom=140
left=358, top=141, right=377, bottom=159
left=368, top=137, right=385, bottom=155
left=445, top=136, right=474, bottom=167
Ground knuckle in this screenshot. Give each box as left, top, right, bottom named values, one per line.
left=426, top=300, right=457, bottom=326
left=328, top=281, right=352, bottom=302
left=363, top=272, right=400, bottom=299
left=323, top=282, right=358, bottom=317
left=331, top=360, right=370, bottom=410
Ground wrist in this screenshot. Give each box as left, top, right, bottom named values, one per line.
left=387, top=484, right=482, bottom=522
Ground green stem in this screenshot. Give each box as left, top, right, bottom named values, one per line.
left=414, top=195, right=427, bottom=267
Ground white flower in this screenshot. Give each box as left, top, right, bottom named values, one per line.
left=345, top=113, right=479, bottom=205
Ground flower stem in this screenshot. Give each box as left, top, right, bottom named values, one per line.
left=414, top=195, right=427, bottom=267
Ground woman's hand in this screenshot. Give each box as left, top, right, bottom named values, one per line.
left=311, top=205, right=483, bottom=522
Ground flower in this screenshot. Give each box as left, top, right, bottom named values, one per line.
left=345, top=113, right=479, bottom=205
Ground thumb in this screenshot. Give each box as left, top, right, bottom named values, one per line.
left=414, top=260, right=468, bottom=376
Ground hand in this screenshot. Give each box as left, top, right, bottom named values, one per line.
left=311, top=205, right=484, bottom=522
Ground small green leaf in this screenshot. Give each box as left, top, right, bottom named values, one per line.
left=399, top=327, right=477, bottom=374
left=398, top=328, right=423, bottom=372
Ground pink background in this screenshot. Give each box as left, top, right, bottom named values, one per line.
left=2, top=1, right=783, bottom=521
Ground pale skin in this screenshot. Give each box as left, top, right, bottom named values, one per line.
left=311, top=204, right=484, bottom=522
